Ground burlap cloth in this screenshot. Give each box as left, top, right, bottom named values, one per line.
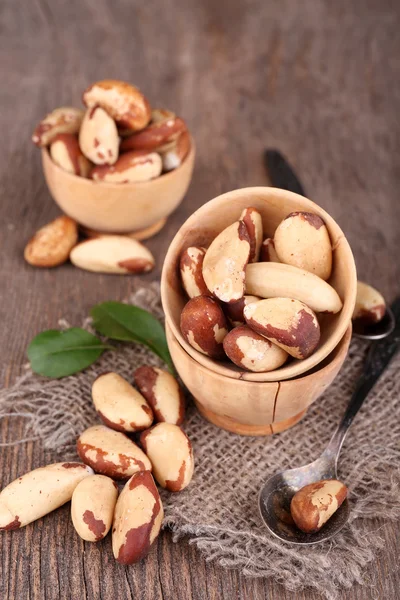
left=1, top=282, right=399, bottom=599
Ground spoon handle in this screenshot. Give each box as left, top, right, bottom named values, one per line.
left=325, top=297, right=400, bottom=462
left=264, top=149, right=306, bottom=196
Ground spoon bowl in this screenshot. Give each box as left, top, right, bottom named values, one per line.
left=352, top=306, right=395, bottom=340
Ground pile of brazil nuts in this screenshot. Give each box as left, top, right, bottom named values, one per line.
left=179, top=207, right=344, bottom=373
left=0, top=367, right=194, bottom=565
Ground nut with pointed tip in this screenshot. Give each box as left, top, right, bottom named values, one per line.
left=70, top=236, right=155, bottom=274
left=112, top=471, right=163, bottom=564
left=134, top=366, right=185, bottom=425
left=79, top=106, right=119, bottom=166
left=290, top=479, right=348, bottom=533
left=91, top=150, right=162, bottom=183
left=140, top=423, right=194, bottom=492
left=223, top=325, right=288, bottom=372
left=244, top=298, right=320, bottom=359
left=76, top=424, right=151, bottom=480
left=352, top=281, right=386, bottom=324
left=160, top=130, right=192, bottom=172
left=50, top=133, right=92, bottom=177
left=240, top=207, right=263, bottom=262
left=32, top=107, right=84, bottom=147
left=224, top=295, right=260, bottom=327
left=274, top=211, right=332, bottom=280
left=71, top=474, right=118, bottom=542
left=24, top=215, right=78, bottom=268
left=180, top=295, right=229, bottom=358
left=0, top=463, right=93, bottom=530
left=92, top=372, right=154, bottom=432
left=180, top=246, right=209, bottom=298
left=202, top=221, right=251, bottom=303
left=83, top=79, right=151, bottom=131
left=245, top=262, right=343, bottom=314
left=120, top=116, right=186, bottom=153
left=260, top=237, right=280, bottom=262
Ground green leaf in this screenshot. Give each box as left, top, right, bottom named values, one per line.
left=27, top=328, right=111, bottom=379
left=90, top=301, right=174, bottom=372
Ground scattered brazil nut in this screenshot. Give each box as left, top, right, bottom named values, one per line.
left=32, top=107, right=84, bottom=147
left=83, top=79, right=151, bottom=131
left=290, top=479, right=348, bottom=533
left=224, top=295, right=260, bottom=327
left=91, top=150, right=162, bottom=183
left=140, top=423, right=194, bottom=492
left=92, top=372, right=153, bottom=432
left=120, top=115, right=186, bottom=152
left=180, top=295, right=229, bottom=358
left=274, top=211, right=332, bottom=280
left=112, top=471, right=163, bottom=564
left=76, top=424, right=151, bottom=479
left=134, top=366, right=185, bottom=425
left=79, top=106, right=119, bottom=166
left=240, top=207, right=263, bottom=262
left=50, top=133, right=92, bottom=177
left=161, top=130, right=191, bottom=172
left=0, top=462, right=93, bottom=530
left=223, top=325, right=288, bottom=372
left=180, top=246, right=209, bottom=298
left=70, top=236, right=155, bottom=274
left=352, top=281, right=386, bottom=324
left=245, top=262, right=343, bottom=314
left=202, top=221, right=251, bottom=303
left=244, top=297, right=320, bottom=359
left=24, top=215, right=78, bottom=268
left=260, top=237, right=280, bottom=262
left=71, top=474, right=118, bottom=542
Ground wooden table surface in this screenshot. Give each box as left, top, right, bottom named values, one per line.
left=1, top=0, right=399, bottom=598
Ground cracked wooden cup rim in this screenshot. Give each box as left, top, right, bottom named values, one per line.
left=161, top=187, right=357, bottom=382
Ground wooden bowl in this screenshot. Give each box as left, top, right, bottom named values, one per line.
left=167, top=323, right=352, bottom=436
left=41, top=141, right=195, bottom=234
left=161, top=187, right=357, bottom=382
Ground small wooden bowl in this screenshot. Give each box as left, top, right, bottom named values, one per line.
left=161, top=187, right=357, bottom=382
left=41, top=141, right=195, bottom=234
left=167, top=323, right=352, bottom=436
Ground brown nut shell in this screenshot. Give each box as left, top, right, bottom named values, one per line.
left=352, top=281, right=386, bottom=324
left=180, top=246, right=209, bottom=298
left=83, top=79, right=151, bottom=131
left=70, top=236, right=155, bottom=274
left=202, top=221, right=251, bottom=303
left=76, top=425, right=151, bottom=480
left=50, top=133, right=92, bottom=177
left=224, top=295, right=260, bottom=327
left=71, top=474, right=118, bottom=542
left=180, top=295, right=229, bottom=358
left=274, top=212, right=332, bottom=280
left=290, top=479, right=348, bottom=533
left=240, top=207, right=263, bottom=262
left=120, top=116, right=186, bottom=152
left=32, top=107, right=84, bottom=147
left=92, top=372, right=153, bottom=432
left=140, top=423, right=194, bottom=492
left=79, top=106, right=119, bottom=166
left=91, top=150, right=162, bottom=183
left=223, top=325, right=288, bottom=372
left=24, top=215, right=78, bottom=268
left=134, top=366, right=185, bottom=425
left=260, top=238, right=280, bottom=262
left=244, top=297, right=320, bottom=359
left=161, top=130, right=191, bottom=172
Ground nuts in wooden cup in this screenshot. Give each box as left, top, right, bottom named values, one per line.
left=223, top=325, right=288, bottom=372
left=180, top=295, right=229, bottom=358
left=71, top=474, right=118, bottom=542
left=134, top=366, right=185, bottom=425
left=91, top=150, right=162, bottom=183
left=140, top=423, right=194, bottom=492
left=50, top=133, right=92, bottom=177
left=112, top=470, right=163, bottom=564
left=180, top=246, right=209, bottom=298
left=79, top=106, right=119, bottom=165
left=32, top=107, right=84, bottom=147
left=244, top=297, right=320, bottom=359
left=224, top=295, right=260, bottom=327
left=76, top=424, right=151, bottom=479
left=352, top=281, right=386, bottom=324
left=240, top=207, right=263, bottom=262
left=92, top=372, right=154, bottom=432
left=24, top=215, right=78, bottom=268
left=70, top=236, right=155, bottom=274
left=290, top=479, right=348, bottom=533
left=260, top=237, right=280, bottom=262
left=0, top=462, right=93, bottom=530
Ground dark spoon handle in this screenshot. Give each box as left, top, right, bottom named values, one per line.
left=325, top=296, right=400, bottom=460
left=264, top=149, right=306, bottom=196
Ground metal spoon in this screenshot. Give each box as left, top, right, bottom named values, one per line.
left=264, top=148, right=395, bottom=340
left=259, top=296, right=400, bottom=544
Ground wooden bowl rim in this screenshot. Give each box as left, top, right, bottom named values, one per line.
left=161, top=186, right=357, bottom=382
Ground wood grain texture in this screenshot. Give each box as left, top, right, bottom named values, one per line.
left=1, top=0, right=399, bottom=598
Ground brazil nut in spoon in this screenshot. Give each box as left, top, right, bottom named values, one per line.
left=264, top=148, right=395, bottom=340
left=259, top=296, right=400, bottom=544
